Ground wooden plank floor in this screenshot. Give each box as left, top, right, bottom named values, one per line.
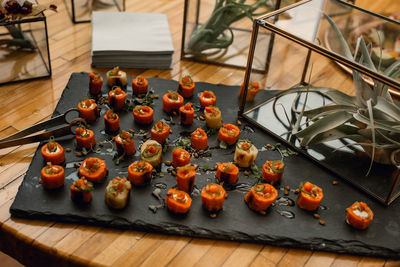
left=0, top=0, right=399, bottom=266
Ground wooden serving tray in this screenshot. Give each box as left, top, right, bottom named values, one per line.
left=10, top=72, right=400, bottom=258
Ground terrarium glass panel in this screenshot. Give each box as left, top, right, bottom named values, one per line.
left=240, top=0, right=400, bottom=205
left=65, top=0, right=125, bottom=23
left=0, top=15, right=51, bottom=85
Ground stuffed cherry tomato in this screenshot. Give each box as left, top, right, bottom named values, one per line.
left=216, top=162, right=239, bottom=184
left=218, top=124, right=240, bottom=145
left=78, top=157, right=107, bottom=183
left=108, top=86, right=126, bottom=111
left=114, top=130, right=136, bottom=156
left=199, top=91, right=216, bottom=108
left=89, top=72, right=103, bottom=95
left=104, top=109, right=120, bottom=133
left=78, top=99, right=99, bottom=122
left=297, top=182, right=323, bottom=211
left=132, top=76, right=148, bottom=95
left=262, top=160, right=285, bottom=185
left=176, top=165, right=196, bottom=193
left=40, top=162, right=64, bottom=189
left=75, top=126, right=96, bottom=149
left=201, top=183, right=226, bottom=213
left=41, top=136, right=65, bottom=165
left=244, top=183, right=278, bottom=213
left=162, top=91, right=184, bottom=113
left=191, top=128, right=207, bottom=150
left=150, top=121, right=170, bottom=144
left=128, top=161, right=153, bottom=186
left=179, top=103, right=194, bottom=125
left=166, top=188, right=192, bottom=214
left=346, top=202, right=374, bottom=230
left=178, top=75, right=195, bottom=98
left=133, top=105, right=154, bottom=125
left=172, top=148, right=191, bottom=168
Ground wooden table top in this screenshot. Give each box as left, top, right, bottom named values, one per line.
left=1, top=0, right=399, bottom=266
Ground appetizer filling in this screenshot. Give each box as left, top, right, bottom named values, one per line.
left=352, top=202, right=372, bottom=220
left=182, top=103, right=192, bottom=111
left=265, top=160, right=285, bottom=174
left=177, top=165, right=195, bottom=177
left=204, top=106, right=220, bottom=117
left=76, top=126, right=89, bottom=138
left=136, top=76, right=145, bottom=85
left=131, top=161, right=151, bottom=173
left=167, top=91, right=179, bottom=101
left=301, top=182, right=320, bottom=198
left=109, top=66, right=120, bottom=76
left=106, top=110, right=117, bottom=120
left=46, top=136, right=59, bottom=153
left=223, top=162, right=233, bottom=172
left=134, top=106, right=151, bottom=115
left=182, top=75, right=193, bottom=87
left=192, top=129, right=205, bottom=138
left=152, top=121, right=167, bottom=132
left=253, top=184, right=273, bottom=198
left=84, top=158, right=100, bottom=172
left=205, top=184, right=223, bottom=197
left=80, top=99, right=95, bottom=109
left=107, top=177, right=129, bottom=195
left=89, top=73, right=101, bottom=81
left=168, top=191, right=189, bottom=203
left=72, top=177, right=93, bottom=192
left=119, top=130, right=134, bottom=143
left=142, top=144, right=161, bottom=158
left=249, top=81, right=259, bottom=90
left=111, top=87, right=124, bottom=95
left=221, top=125, right=237, bottom=136
left=236, top=140, right=252, bottom=151
left=202, top=91, right=215, bottom=100
left=44, top=162, right=61, bottom=175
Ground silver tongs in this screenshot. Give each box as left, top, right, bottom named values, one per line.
left=0, top=108, right=86, bottom=149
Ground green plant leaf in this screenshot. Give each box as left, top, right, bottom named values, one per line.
left=302, top=105, right=356, bottom=119
left=323, top=14, right=353, bottom=60
left=365, top=99, right=376, bottom=176
left=307, top=125, right=360, bottom=145
left=374, top=96, right=400, bottom=121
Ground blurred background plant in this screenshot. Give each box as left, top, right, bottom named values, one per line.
left=274, top=14, right=400, bottom=174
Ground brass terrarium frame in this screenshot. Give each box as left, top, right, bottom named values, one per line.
left=238, top=0, right=400, bottom=205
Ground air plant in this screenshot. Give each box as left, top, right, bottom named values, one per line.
left=185, top=0, right=287, bottom=55
left=274, top=14, right=400, bottom=175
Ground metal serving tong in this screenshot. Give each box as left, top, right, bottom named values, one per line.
left=0, top=108, right=86, bottom=149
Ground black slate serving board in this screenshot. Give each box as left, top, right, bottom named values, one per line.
left=10, top=73, right=400, bottom=258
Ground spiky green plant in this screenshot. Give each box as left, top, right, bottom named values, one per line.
left=274, top=14, right=400, bottom=175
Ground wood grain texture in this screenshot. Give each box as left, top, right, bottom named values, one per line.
left=0, top=0, right=398, bottom=266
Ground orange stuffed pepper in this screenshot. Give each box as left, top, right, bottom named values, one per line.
left=70, top=177, right=93, bottom=203
left=114, top=130, right=136, bottom=156
left=262, top=160, right=285, bottom=185
left=178, top=75, right=195, bottom=98
left=216, top=162, right=239, bottom=184
left=89, top=72, right=103, bottom=95
left=297, top=182, right=323, bottom=211
left=108, top=87, right=126, bottom=111
left=128, top=161, right=153, bottom=186
left=132, top=76, right=148, bottom=95
left=104, top=109, right=120, bottom=133
left=199, top=91, right=216, bottom=108
left=162, top=91, right=184, bottom=113
left=218, top=124, right=240, bottom=145
left=78, top=99, right=99, bottom=122
left=244, top=183, right=278, bottom=213
left=41, top=136, right=65, bottom=165
left=40, top=162, right=64, bottom=189
left=75, top=126, right=96, bottom=149
left=166, top=188, right=192, bottom=214
left=239, top=81, right=260, bottom=102
left=172, top=148, right=191, bottom=168
left=176, top=165, right=196, bottom=193
left=191, top=128, right=207, bottom=150
left=78, top=157, right=107, bottom=183
left=150, top=121, right=170, bottom=144
left=179, top=103, right=194, bottom=125
left=133, top=105, right=154, bottom=125
left=346, top=202, right=374, bottom=230
left=201, top=183, right=226, bottom=213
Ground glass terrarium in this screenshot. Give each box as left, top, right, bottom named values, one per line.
left=0, top=14, right=51, bottom=85
left=239, top=0, right=400, bottom=205
left=181, top=0, right=301, bottom=72
left=65, top=0, right=125, bottom=23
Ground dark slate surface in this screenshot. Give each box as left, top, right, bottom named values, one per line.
left=10, top=72, right=400, bottom=258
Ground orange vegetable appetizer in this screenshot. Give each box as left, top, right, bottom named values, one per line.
left=199, top=91, right=216, bottom=108
left=178, top=75, right=195, bottom=98
left=104, top=109, right=120, bottom=133
left=41, top=136, right=65, bottom=165
left=172, top=148, right=191, bottom=168
left=234, top=139, right=258, bottom=168
left=132, top=76, right=148, bottom=95
left=106, top=66, right=127, bottom=87
left=128, top=161, right=153, bottom=186
left=78, top=99, right=99, bottom=122
left=191, top=128, right=208, bottom=150
left=262, top=160, right=285, bottom=184
left=133, top=105, right=154, bottom=125
left=78, top=157, right=107, bottom=183
left=105, top=177, right=132, bottom=209
left=166, top=188, right=192, bottom=214
left=75, top=126, right=96, bottom=149
left=162, top=91, right=184, bottom=113
left=114, top=130, right=136, bottom=156
left=150, top=121, right=170, bottom=144
left=204, top=106, right=222, bottom=129
left=346, top=202, right=374, bottom=230
left=297, top=182, right=323, bottom=211
left=239, top=81, right=260, bottom=102
left=140, top=140, right=163, bottom=167
left=218, top=124, right=240, bottom=145
left=201, top=183, right=226, bottom=213
left=179, top=103, right=194, bottom=125
left=108, top=86, right=126, bottom=111
left=244, top=183, right=278, bottom=213
left=70, top=177, right=93, bottom=203
left=89, top=72, right=103, bottom=95
left=176, top=165, right=196, bottom=193
left=40, top=162, right=64, bottom=189
left=216, top=162, right=239, bottom=184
